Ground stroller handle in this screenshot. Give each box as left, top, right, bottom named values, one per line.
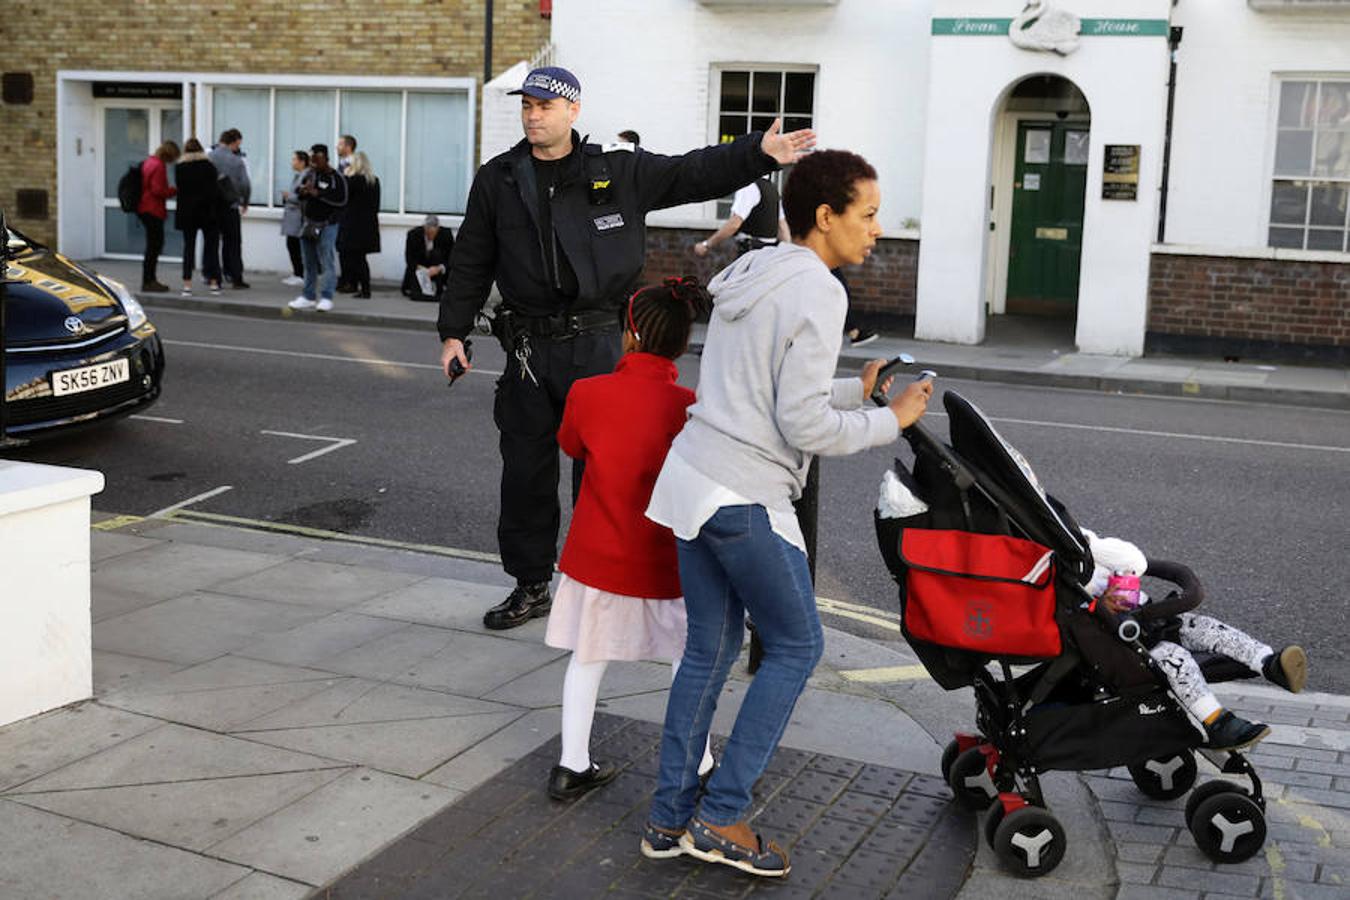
left=1133, top=559, right=1204, bottom=621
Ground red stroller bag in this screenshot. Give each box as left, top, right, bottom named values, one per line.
left=900, top=529, right=1062, bottom=657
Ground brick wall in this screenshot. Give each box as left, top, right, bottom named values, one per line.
left=0, top=0, right=549, bottom=245
left=1147, top=252, right=1350, bottom=363
left=641, top=227, right=920, bottom=326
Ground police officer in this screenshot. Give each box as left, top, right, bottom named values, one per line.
left=691, top=176, right=790, bottom=258
left=438, top=66, right=815, bottom=630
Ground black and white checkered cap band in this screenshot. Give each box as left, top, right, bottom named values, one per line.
left=523, top=74, right=579, bottom=102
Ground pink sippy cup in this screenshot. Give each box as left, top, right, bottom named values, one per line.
left=1106, top=573, right=1141, bottom=609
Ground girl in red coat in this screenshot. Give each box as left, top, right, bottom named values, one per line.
left=545, top=277, right=716, bottom=801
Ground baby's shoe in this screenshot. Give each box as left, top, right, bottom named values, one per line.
left=1263, top=646, right=1307, bottom=693
left=1205, top=711, right=1271, bottom=751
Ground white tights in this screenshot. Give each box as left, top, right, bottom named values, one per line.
left=560, top=654, right=715, bottom=775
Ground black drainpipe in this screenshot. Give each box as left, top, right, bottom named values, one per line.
left=484, top=0, right=495, bottom=84
left=1157, top=25, right=1183, bottom=243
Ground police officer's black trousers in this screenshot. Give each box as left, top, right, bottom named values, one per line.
left=494, top=326, right=622, bottom=585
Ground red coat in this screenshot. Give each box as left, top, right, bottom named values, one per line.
left=557, top=352, right=695, bottom=599
left=137, top=155, right=177, bottom=219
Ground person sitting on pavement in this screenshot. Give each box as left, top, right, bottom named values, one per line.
left=1085, top=530, right=1308, bottom=752
left=402, top=215, right=455, bottom=302
left=288, top=144, right=347, bottom=313
left=641, top=150, right=932, bottom=877
left=545, top=277, right=717, bottom=803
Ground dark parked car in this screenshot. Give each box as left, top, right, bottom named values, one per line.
left=2, top=226, right=165, bottom=442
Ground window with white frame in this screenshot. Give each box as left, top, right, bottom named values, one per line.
left=1270, top=79, right=1350, bottom=253
left=714, top=67, right=816, bottom=218
left=210, top=83, right=471, bottom=216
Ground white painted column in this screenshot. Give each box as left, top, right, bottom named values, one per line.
left=0, top=461, right=104, bottom=726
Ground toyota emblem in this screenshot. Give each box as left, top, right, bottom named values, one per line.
left=64, top=316, right=84, bottom=335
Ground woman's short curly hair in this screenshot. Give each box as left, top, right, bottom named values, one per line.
left=782, top=150, right=878, bottom=239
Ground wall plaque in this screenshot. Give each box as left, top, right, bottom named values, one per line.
left=1102, top=144, right=1140, bottom=201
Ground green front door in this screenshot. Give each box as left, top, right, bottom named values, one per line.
left=1006, top=121, right=1089, bottom=316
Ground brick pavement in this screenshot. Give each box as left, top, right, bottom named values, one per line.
left=320, top=714, right=975, bottom=900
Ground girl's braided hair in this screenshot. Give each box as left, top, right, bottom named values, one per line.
left=626, top=276, right=712, bottom=359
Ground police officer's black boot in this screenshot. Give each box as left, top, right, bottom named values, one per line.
left=484, top=581, right=552, bottom=630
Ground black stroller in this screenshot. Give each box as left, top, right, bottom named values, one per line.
left=874, top=389, right=1269, bottom=877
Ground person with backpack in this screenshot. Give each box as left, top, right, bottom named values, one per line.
left=134, top=140, right=180, bottom=292
left=209, top=128, right=252, bottom=289
left=173, top=138, right=222, bottom=297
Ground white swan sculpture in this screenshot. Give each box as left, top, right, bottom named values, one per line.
left=1009, top=1, right=1082, bottom=56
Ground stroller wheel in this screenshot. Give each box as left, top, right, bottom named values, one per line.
left=940, top=739, right=962, bottom=785
left=993, top=806, right=1066, bottom=877
left=949, top=747, right=999, bottom=812
left=1189, top=791, right=1266, bottom=863
left=1127, top=751, right=1197, bottom=800
left=1184, top=779, right=1246, bottom=831
left=983, top=797, right=1005, bottom=849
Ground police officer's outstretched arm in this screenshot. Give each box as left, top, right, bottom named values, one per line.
left=438, top=171, right=498, bottom=377
left=634, top=119, right=816, bottom=213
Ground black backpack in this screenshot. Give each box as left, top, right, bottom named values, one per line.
left=117, top=163, right=142, bottom=213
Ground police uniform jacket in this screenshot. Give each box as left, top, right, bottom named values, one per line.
left=438, top=130, right=778, bottom=342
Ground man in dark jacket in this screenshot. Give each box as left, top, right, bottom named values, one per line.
left=403, top=214, right=454, bottom=301
left=438, top=66, right=814, bottom=630
left=288, top=144, right=347, bottom=312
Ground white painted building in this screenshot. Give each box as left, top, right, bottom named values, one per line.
left=538, top=0, right=1350, bottom=358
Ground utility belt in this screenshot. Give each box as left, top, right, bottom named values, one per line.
left=491, top=307, right=618, bottom=348
left=490, top=307, right=619, bottom=389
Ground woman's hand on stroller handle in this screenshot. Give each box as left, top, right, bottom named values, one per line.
left=890, top=379, right=933, bottom=428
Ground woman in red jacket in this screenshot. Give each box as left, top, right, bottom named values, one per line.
left=137, top=140, right=180, bottom=292
left=545, top=277, right=716, bottom=802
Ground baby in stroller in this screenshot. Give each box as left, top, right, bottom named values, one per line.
left=1082, top=530, right=1308, bottom=751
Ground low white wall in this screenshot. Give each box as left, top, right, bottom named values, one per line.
left=0, top=461, right=103, bottom=727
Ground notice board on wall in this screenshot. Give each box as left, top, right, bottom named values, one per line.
left=1102, top=145, right=1140, bottom=201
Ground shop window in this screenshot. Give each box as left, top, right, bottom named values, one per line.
left=210, top=83, right=472, bottom=216
left=714, top=67, right=816, bottom=218
left=1270, top=79, right=1350, bottom=252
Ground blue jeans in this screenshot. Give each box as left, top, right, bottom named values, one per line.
left=299, top=224, right=339, bottom=300
left=650, top=504, right=824, bottom=829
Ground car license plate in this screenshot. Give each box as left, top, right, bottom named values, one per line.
left=51, top=359, right=130, bottom=397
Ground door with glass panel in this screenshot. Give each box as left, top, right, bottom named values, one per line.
left=100, top=104, right=184, bottom=259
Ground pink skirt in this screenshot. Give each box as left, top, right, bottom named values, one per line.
left=545, top=574, right=688, bottom=664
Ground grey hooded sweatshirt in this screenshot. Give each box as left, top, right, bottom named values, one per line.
left=671, top=242, right=899, bottom=511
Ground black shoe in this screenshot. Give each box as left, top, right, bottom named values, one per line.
left=548, top=761, right=618, bottom=801
left=141, top=281, right=169, bottom=293
left=337, top=284, right=359, bottom=294
left=483, top=582, right=551, bottom=630
left=849, top=329, right=879, bottom=347
left=232, top=281, right=251, bottom=290
left=1263, top=645, right=1307, bottom=693
left=356, top=289, right=371, bottom=299
left=1205, top=711, right=1271, bottom=751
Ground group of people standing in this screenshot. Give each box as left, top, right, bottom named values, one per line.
left=135, top=129, right=250, bottom=295
left=438, top=66, right=931, bottom=879
left=134, top=130, right=382, bottom=312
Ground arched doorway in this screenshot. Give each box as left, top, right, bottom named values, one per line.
left=988, top=75, right=1091, bottom=320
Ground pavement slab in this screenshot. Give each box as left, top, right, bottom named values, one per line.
left=92, top=541, right=290, bottom=602
left=483, top=655, right=676, bottom=708
left=208, top=767, right=460, bottom=887
left=323, top=714, right=976, bottom=899
left=351, top=575, right=546, bottom=638
left=421, top=708, right=561, bottom=791
left=316, top=622, right=566, bottom=697
left=210, top=871, right=313, bottom=900
left=94, top=591, right=331, bottom=664
left=0, top=799, right=248, bottom=899
left=210, top=558, right=427, bottom=611
left=11, top=721, right=348, bottom=793
left=93, top=650, right=187, bottom=695
left=237, top=610, right=413, bottom=668
left=90, top=529, right=162, bottom=563
left=0, top=701, right=162, bottom=792
left=11, top=768, right=346, bottom=852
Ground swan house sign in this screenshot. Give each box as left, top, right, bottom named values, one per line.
left=932, top=14, right=1169, bottom=41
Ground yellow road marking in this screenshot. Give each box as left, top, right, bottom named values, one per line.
left=816, top=594, right=901, bottom=620
left=815, top=597, right=902, bottom=632
left=839, top=665, right=930, bottom=684
left=92, top=515, right=144, bottom=531
left=167, top=509, right=504, bottom=563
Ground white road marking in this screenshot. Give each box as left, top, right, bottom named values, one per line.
left=149, top=484, right=233, bottom=518
left=161, top=338, right=504, bottom=377
left=923, top=410, right=1349, bottom=454
left=130, top=414, right=184, bottom=424
left=260, top=430, right=358, bottom=465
